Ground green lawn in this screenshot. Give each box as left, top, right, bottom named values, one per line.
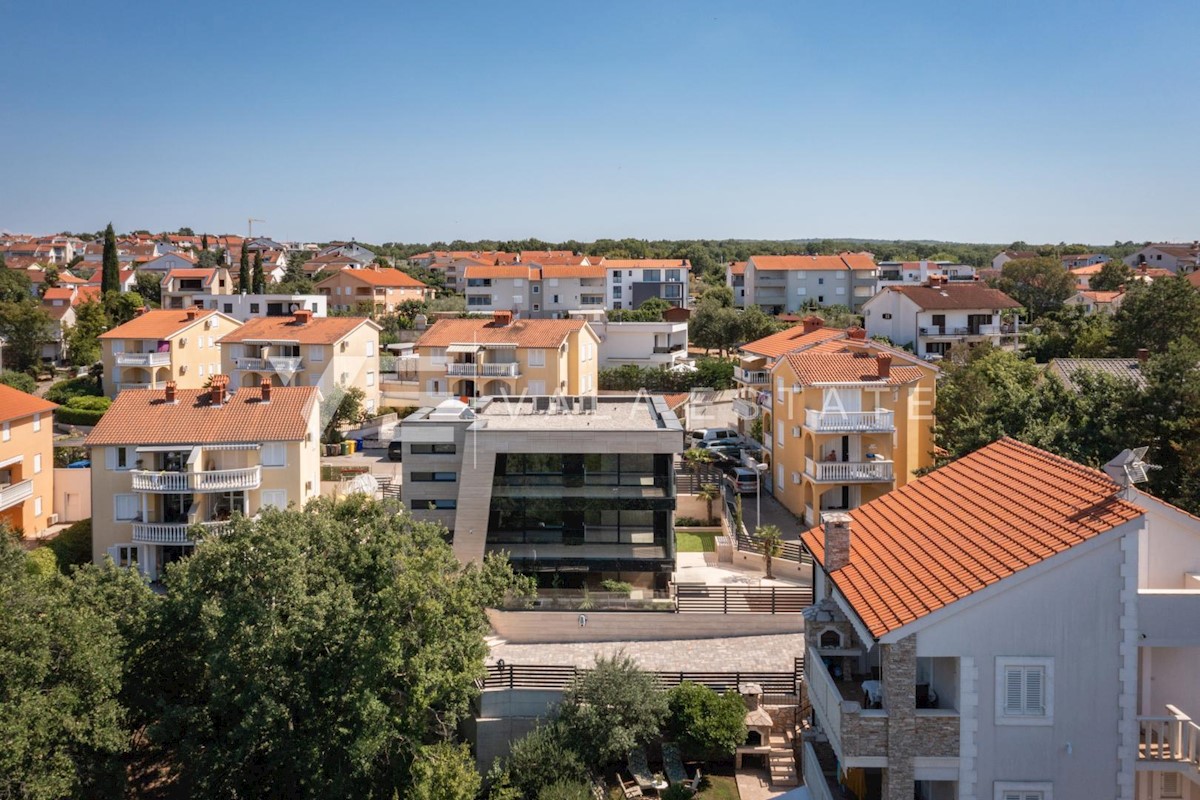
left=676, top=531, right=717, bottom=553
left=606, top=773, right=738, bottom=799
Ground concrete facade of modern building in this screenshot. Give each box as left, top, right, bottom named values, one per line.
left=398, top=394, right=684, bottom=590
left=742, top=254, right=878, bottom=314
left=85, top=378, right=322, bottom=581
left=861, top=279, right=1022, bottom=360
left=600, top=259, right=691, bottom=310
left=99, top=308, right=243, bottom=397
left=198, top=292, right=328, bottom=321
left=800, top=439, right=1200, bottom=800
left=0, top=385, right=57, bottom=536
left=567, top=310, right=689, bottom=368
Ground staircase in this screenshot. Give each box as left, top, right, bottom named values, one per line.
left=768, top=735, right=798, bottom=787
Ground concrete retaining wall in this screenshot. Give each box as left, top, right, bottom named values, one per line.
left=487, top=608, right=803, bottom=643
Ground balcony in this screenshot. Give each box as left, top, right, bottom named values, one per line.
left=234, top=356, right=303, bottom=373
left=117, top=382, right=158, bottom=392
left=131, top=519, right=232, bottom=544
left=1138, top=706, right=1200, bottom=780
left=805, top=409, right=895, bottom=433
left=445, top=362, right=520, bottom=377
left=652, top=343, right=686, bottom=354
left=1139, top=590, right=1200, bottom=645
left=732, top=398, right=757, bottom=419
left=805, top=457, right=894, bottom=483
left=131, top=466, right=261, bottom=493
left=115, top=351, right=171, bottom=367
left=734, top=368, right=769, bottom=385
left=0, top=479, right=33, bottom=512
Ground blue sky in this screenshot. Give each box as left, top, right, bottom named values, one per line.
left=3, top=0, right=1197, bottom=244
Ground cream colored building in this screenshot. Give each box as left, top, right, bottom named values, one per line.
left=218, top=309, right=383, bottom=413
left=160, top=267, right=233, bottom=310
left=0, top=385, right=57, bottom=536
left=412, top=312, right=601, bottom=404
left=85, top=377, right=321, bottom=581
left=100, top=308, right=243, bottom=397
left=314, top=266, right=432, bottom=314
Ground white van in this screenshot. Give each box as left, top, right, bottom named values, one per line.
left=688, top=428, right=744, bottom=448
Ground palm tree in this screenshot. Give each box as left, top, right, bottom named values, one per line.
left=683, top=447, right=714, bottom=491
left=755, top=523, right=784, bottom=580
left=697, top=483, right=719, bottom=524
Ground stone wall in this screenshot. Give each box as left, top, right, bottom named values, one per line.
left=841, top=711, right=888, bottom=757
left=915, top=712, right=960, bottom=758
left=881, top=635, right=917, bottom=800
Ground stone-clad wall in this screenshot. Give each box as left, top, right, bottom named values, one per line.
left=882, top=635, right=917, bottom=800
left=915, top=713, right=959, bottom=758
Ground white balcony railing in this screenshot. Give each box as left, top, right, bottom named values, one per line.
left=131, top=519, right=232, bottom=544
left=116, top=382, right=158, bottom=392
left=0, top=479, right=33, bottom=512
left=115, top=351, right=171, bottom=367
left=1138, top=706, right=1200, bottom=777
left=735, top=368, right=770, bottom=385
left=732, top=398, right=757, bottom=419
left=445, top=362, right=519, bottom=377
left=235, top=356, right=303, bottom=373
left=805, top=652, right=846, bottom=756
left=806, top=457, right=894, bottom=483
left=130, top=466, right=261, bottom=493
left=805, top=409, right=895, bottom=433
left=802, top=740, right=835, bottom=800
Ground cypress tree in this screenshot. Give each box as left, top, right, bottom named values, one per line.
left=238, top=244, right=251, bottom=292
left=101, top=223, right=119, bottom=295
left=252, top=250, right=266, bottom=293
left=201, top=233, right=209, bottom=252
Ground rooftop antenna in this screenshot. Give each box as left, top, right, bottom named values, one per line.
left=248, top=218, right=266, bottom=239
left=1103, top=446, right=1161, bottom=495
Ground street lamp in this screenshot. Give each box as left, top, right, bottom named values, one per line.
left=754, top=461, right=769, bottom=531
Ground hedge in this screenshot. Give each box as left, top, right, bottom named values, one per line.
left=47, top=518, right=92, bottom=572
left=0, top=371, right=38, bottom=394
left=44, top=375, right=102, bottom=405
left=55, top=406, right=107, bottom=426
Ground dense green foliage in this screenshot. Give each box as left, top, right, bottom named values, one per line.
left=0, top=265, right=33, bottom=303
left=536, top=780, right=593, bottom=800
left=102, top=290, right=147, bottom=326
left=67, top=301, right=110, bottom=366
left=1089, top=260, right=1134, bottom=292
left=406, top=742, right=481, bottom=800
left=0, top=370, right=37, bottom=394
left=599, top=359, right=734, bottom=392
left=993, top=257, right=1076, bottom=318
left=607, top=296, right=671, bottom=321
left=48, top=519, right=93, bottom=572
left=689, top=303, right=779, bottom=355
left=55, top=394, right=111, bottom=426
left=665, top=683, right=748, bottom=761
left=557, top=653, right=670, bottom=769
left=45, top=374, right=103, bottom=405
left=498, top=721, right=588, bottom=800
left=101, top=223, right=120, bottom=295
left=252, top=250, right=266, bottom=293
left=131, top=271, right=161, bottom=308
left=0, top=299, right=53, bottom=372
left=1111, top=277, right=1200, bottom=355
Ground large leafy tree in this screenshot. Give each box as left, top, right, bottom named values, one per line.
left=0, top=300, right=53, bottom=371
left=1139, top=337, right=1200, bottom=513
left=0, top=266, right=33, bottom=303
left=131, top=271, right=162, bottom=308
left=557, top=653, right=669, bottom=769
left=101, top=222, right=120, bottom=295
left=138, top=496, right=530, bottom=798
left=1088, top=260, right=1133, bottom=292
left=1112, top=276, right=1200, bottom=355
left=67, top=300, right=110, bottom=366
left=665, top=682, right=748, bottom=760
left=995, top=256, right=1075, bottom=318
left=103, top=290, right=146, bottom=327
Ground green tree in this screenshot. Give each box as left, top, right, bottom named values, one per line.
left=0, top=267, right=33, bottom=303
left=103, top=290, right=146, bottom=327
left=101, top=223, right=120, bottom=295
left=407, top=742, right=481, bottom=800
left=1139, top=338, right=1200, bottom=514
left=132, top=271, right=162, bottom=307
left=683, top=447, right=714, bottom=487
left=1088, top=260, right=1133, bottom=292
left=0, top=300, right=53, bottom=371
left=697, top=483, right=719, bottom=524
left=1020, top=306, right=1114, bottom=363
left=67, top=300, right=110, bottom=366
left=38, top=265, right=60, bottom=296
left=322, top=385, right=366, bottom=443
left=139, top=497, right=529, bottom=797
left=755, top=523, right=783, bottom=579
left=238, top=244, right=251, bottom=290
left=252, top=249, right=266, bottom=293
left=0, top=370, right=37, bottom=394
left=498, top=721, right=587, bottom=800
left=536, top=781, right=593, bottom=800
left=995, top=256, right=1075, bottom=318
left=665, top=682, right=748, bottom=760
left=1113, top=277, right=1200, bottom=356
left=932, top=346, right=1048, bottom=459
left=557, top=653, right=669, bottom=769
left=698, top=284, right=734, bottom=307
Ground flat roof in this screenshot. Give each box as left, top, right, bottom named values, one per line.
left=475, top=395, right=683, bottom=432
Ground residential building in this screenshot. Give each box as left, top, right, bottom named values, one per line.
left=800, top=438, right=1200, bottom=800
left=0, top=385, right=57, bottom=536
left=85, top=378, right=321, bottom=581
left=138, top=251, right=197, bottom=273
left=199, top=293, right=327, bottom=321
left=1124, top=243, right=1200, bottom=275
left=1070, top=263, right=1106, bottom=289
left=875, top=261, right=977, bottom=292
left=399, top=394, right=683, bottom=590
left=100, top=308, right=243, bottom=397
left=727, top=261, right=748, bottom=307
left=742, top=254, right=878, bottom=314
left=566, top=310, right=689, bottom=368
left=463, top=264, right=608, bottom=318
left=1061, top=252, right=1110, bottom=269
left=1048, top=352, right=1150, bottom=393
left=314, top=266, right=431, bottom=314
left=318, top=241, right=377, bottom=262
left=411, top=251, right=520, bottom=293
left=765, top=331, right=937, bottom=526
left=40, top=285, right=101, bottom=364
left=862, top=279, right=1022, bottom=359
left=412, top=312, right=600, bottom=405
left=990, top=249, right=1039, bottom=270
left=159, top=267, right=234, bottom=309
left=218, top=310, right=382, bottom=412
left=602, top=259, right=690, bottom=310
left=1064, top=289, right=1124, bottom=315
left=303, top=252, right=373, bottom=276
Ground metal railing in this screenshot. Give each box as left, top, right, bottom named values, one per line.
left=115, top=351, right=171, bottom=367
left=235, top=356, right=302, bottom=372
left=131, top=519, right=232, bottom=544
left=806, top=457, right=894, bottom=483
left=735, top=368, right=770, bottom=385
left=805, top=409, right=894, bottom=433
left=445, top=362, right=520, bottom=377
left=0, top=479, right=33, bottom=511
left=482, top=662, right=802, bottom=694
left=131, top=466, right=262, bottom=493
left=675, top=583, right=813, bottom=613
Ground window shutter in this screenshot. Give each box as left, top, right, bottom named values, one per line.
left=105, top=447, right=118, bottom=470
left=1162, top=771, right=1182, bottom=797
left=1025, top=668, right=1044, bottom=714
left=1005, top=667, right=1024, bottom=713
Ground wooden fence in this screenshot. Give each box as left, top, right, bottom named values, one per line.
left=675, top=583, right=813, bottom=614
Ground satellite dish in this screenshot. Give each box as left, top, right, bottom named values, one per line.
left=1103, top=447, right=1160, bottom=488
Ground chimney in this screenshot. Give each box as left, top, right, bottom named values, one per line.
left=136, top=306, right=151, bottom=317
left=493, top=310, right=513, bottom=327
left=209, top=374, right=229, bottom=407
left=847, top=326, right=867, bottom=341
left=185, top=308, right=198, bottom=321
left=293, top=309, right=313, bottom=325
left=164, top=381, right=177, bottom=404
left=801, top=315, right=824, bottom=335
left=1137, top=348, right=1150, bottom=363
left=876, top=352, right=892, bottom=379
left=823, top=512, right=852, bottom=572
left=260, top=378, right=272, bottom=403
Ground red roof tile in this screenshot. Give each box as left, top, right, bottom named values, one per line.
left=416, top=317, right=586, bottom=349
left=740, top=324, right=846, bottom=359
left=884, top=283, right=1021, bottom=310
left=314, top=268, right=427, bottom=289
left=99, top=309, right=228, bottom=340
left=218, top=315, right=376, bottom=345
left=0, top=384, right=57, bottom=425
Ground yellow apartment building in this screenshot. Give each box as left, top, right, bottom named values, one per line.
left=764, top=330, right=937, bottom=526
left=217, top=309, right=383, bottom=413
left=100, top=308, right=243, bottom=397
left=314, top=266, right=432, bottom=314
left=85, top=377, right=322, bottom=580
left=412, top=311, right=601, bottom=404
left=0, top=385, right=57, bottom=536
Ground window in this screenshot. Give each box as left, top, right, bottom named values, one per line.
left=107, top=447, right=133, bottom=471
left=366, top=371, right=375, bottom=387
left=1160, top=773, right=1183, bottom=799
left=528, top=349, right=546, bottom=367
left=1, top=422, right=8, bottom=442
left=367, top=340, right=375, bottom=357
left=33, top=453, right=41, bottom=474
left=250, top=303, right=260, bottom=314
left=410, top=472, right=457, bottom=482
left=817, top=295, right=825, bottom=303
left=817, top=277, right=824, bottom=285
left=882, top=313, right=892, bottom=320
left=552, top=295, right=559, bottom=304
left=996, top=657, right=1053, bottom=724
left=34, top=496, right=42, bottom=517
left=643, top=269, right=661, bottom=282
left=32, top=413, right=40, bottom=432
left=410, top=443, right=457, bottom=455
left=467, top=295, right=491, bottom=307
left=261, top=490, right=287, bottom=510
left=663, top=284, right=682, bottom=298
left=223, top=303, right=233, bottom=313
left=612, top=271, right=622, bottom=283
left=262, top=442, right=287, bottom=468
left=114, top=494, right=139, bottom=521
left=796, top=287, right=807, bottom=296
left=527, top=380, right=546, bottom=395
left=613, top=285, right=623, bottom=298
left=994, top=783, right=1052, bottom=800
left=835, top=286, right=845, bottom=295
left=416, top=499, right=457, bottom=510
left=666, top=269, right=681, bottom=282
left=532, top=285, right=540, bottom=294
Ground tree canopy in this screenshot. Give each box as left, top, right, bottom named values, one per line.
left=1112, top=277, right=1200, bottom=355
left=994, top=256, right=1076, bottom=318
left=101, top=223, right=120, bottom=295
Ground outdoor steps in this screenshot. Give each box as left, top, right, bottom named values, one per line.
left=768, top=750, right=798, bottom=787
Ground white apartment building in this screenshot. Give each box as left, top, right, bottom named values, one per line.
left=742, top=253, right=878, bottom=314
left=602, top=259, right=690, bottom=310
left=199, top=292, right=327, bottom=321
left=875, top=261, right=977, bottom=293
left=567, top=310, right=689, bottom=368
left=861, top=279, right=1021, bottom=359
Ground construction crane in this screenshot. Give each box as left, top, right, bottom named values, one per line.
left=247, top=218, right=266, bottom=239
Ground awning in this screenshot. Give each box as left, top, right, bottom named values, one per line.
left=483, top=342, right=518, bottom=349
left=447, top=343, right=483, bottom=354
left=203, top=443, right=262, bottom=451
left=136, top=444, right=196, bottom=453
left=244, top=338, right=300, bottom=345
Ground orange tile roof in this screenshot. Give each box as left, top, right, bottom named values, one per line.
left=314, top=268, right=427, bottom=289
left=1070, top=264, right=1106, bottom=276
left=740, top=324, right=846, bottom=359
left=801, top=438, right=1143, bottom=639
left=41, top=287, right=77, bottom=302
left=782, top=341, right=928, bottom=385
left=749, top=253, right=874, bottom=272
left=416, top=317, right=586, bottom=349
left=85, top=385, right=318, bottom=446
left=99, top=309, right=226, bottom=340
left=1187, top=272, right=1200, bottom=289
left=729, top=261, right=747, bottom=276
left=884, top=283, right=1021, bottom=310
left=1077, top=290, right=1123, bottom=303
left=218, top=315, right=376, bottom=345
left=0, top=383, right=57, bottom=425
left=600, top=258, right=691, bottom=270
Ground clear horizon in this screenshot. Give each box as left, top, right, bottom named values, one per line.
left=3, top=0, right=1197, bottom=245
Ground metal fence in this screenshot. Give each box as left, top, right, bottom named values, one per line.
left=675, top=582, right=813, bottom=614
left=481, top=661, right=804, bottom=695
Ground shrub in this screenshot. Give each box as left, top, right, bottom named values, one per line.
left=558, top=653, right=669, bottom=769
left=600, top=579, right=633, bottom=594
left=47, top=519, right=92, bottom=572
left=665, top=682, right=748, bottom=761
left=0, top=370, right=37, bottom=394
left=55, top=394, right=111, bottom=426
left=675, top=515, right=706, bottom=527
left=660, top=785, right=695, bottom=800
left=536, top=781, right=593, bottom=800
left=503, top=722, right=587, bottom=799
left=25, top=547, right=59, bottom=578
left=44, top=375, right=102, bottom=405
left=66, top=395, right=111, bottom=411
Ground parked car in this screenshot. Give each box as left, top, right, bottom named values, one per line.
left=689, top=428, right=744, bottom=448
left=387, top=441, right=404, bottom=462
left=725, top=466, right=760, bottom=494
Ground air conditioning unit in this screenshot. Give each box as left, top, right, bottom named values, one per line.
left=340, top=341, right=348, bottom=352
left=179, top=365, right=188, bottom=374
left=179, top=337, right=188, bottom=346
left=792, top=426, right=801, bottom=438
left=791, top=473, right=801, bottom=485
left=204, top=319, right=214, bottom=329
left=47, top=514, right=59, bottom=525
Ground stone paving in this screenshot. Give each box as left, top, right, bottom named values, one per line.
left=734, top=767, right=795, bottom=799
left=489, top=631, right=805, bottom=672
left=674, top=551, right=809, bottom=587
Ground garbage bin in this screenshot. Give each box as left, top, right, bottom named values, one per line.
left=356, top=438, right=365, bottom=452
left=341, top=441, right=350, bottom=456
